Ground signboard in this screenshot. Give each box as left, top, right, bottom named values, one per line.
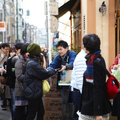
left=49, top=2, right=58, bottom=15
left=44, top=2, right=58, bottom=15
left=45, top=16, right=58, bottom=33
left=0, top=22, right=5, bottom=32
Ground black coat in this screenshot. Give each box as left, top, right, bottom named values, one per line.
left=80, top=54, right=112, bottom=116
left=22, top=55, right=56, bottom=100
left=4, top=55, right=16, bottom=88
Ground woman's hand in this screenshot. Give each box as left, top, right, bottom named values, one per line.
left=96, top=116, right=102, bottom=120
left=0, top=68, right=6, bottom=74
left=113, top=65, right=118, bottom=70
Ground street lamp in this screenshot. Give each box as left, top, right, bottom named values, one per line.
left=99, top=1, right=107, bottom=16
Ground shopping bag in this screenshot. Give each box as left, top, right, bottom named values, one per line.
left=42, top=80, right=50, bottom=95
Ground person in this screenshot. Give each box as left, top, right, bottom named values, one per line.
left=43, top=48, right=49, bottom=67
left=5, top=46, right=16, bottom=120
left=109, top=54, right=120, bottom=72
left=47, top=40, right=77, bottom=88
left=0, top=43, right=10, bottom=110
left=15, top=43, right=30, bottom=120
left=12, top=43, right=24, bottom=65
left=67, top=46, right=87, bottom=120
left=109, top=54, right=120, bottom=120
left=79, top=34, right=112, bottom=120
left=22, top=43, right=56, bottom=120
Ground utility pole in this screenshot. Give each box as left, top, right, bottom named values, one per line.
left=16, top=0, right=18, bottom=43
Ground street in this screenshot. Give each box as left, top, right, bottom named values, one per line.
left=0, top=100, right=11, bottom=120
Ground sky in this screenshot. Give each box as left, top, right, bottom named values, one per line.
left=23, top=0, right=46, bottom=28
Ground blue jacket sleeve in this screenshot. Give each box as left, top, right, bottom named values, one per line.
left=66, top=51, right=77, bottom=69
left=47, top=55, right=59, bottom=69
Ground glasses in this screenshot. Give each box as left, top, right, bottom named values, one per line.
left=4, top=49, right=9, bottom=51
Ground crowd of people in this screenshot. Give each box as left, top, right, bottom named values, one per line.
left=0, top=34, right=119, bottom=120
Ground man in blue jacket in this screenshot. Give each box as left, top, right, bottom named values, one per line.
left=48, top=40, right=77, bottom=88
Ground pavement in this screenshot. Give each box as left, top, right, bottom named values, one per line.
left=0, top=100, right=12, bottom=120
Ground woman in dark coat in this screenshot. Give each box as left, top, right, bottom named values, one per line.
left=22, top=43, right=56, bottom=120
left=79, top=34, right=112, bottom=120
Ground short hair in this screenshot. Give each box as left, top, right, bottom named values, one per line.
left=14, top=43, right=24, bottom=50
left=56, top=40, right=68, bottom=48
left=83, top=34, right=100, bottom=53
left=20, top=43, right=30, bottom=55
left=1, top=43, right=10, bottom=49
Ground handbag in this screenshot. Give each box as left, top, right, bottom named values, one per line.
left=97, top=58, right=119, bottom=99
left=42, top=80, right=50, bottom=95
left=0, top=76, right=6, bottom=85
left=0, top=84, right=4, bottom=94
left=106, top=72, right=119, bottom=99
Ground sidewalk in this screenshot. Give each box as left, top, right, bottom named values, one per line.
left=0, top=100, right=12, bottom=120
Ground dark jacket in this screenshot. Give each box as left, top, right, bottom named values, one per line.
left=5, top=54, right=16, bottom=88
left=80, top=54, right=112, bottom=116
left=22, top=55, right=56, bottom=100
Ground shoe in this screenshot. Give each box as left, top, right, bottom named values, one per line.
left=2, top=107, right=7, bottom=110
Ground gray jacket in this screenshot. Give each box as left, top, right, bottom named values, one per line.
left=14, top=54, right=25, bottom=97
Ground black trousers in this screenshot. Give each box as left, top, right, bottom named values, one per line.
left=16, top=106, right=28, bottom=120
left=26, top=98, right=44, bottom=120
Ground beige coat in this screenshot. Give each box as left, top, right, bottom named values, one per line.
left=0, top=50, right=8, bottom=67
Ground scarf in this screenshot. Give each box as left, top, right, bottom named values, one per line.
left=85, top=50, right=101, bottom=84
left=22, top=55, right=27, bottom=61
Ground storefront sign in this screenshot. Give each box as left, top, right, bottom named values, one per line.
left=0, top=22, right=5, bottom=31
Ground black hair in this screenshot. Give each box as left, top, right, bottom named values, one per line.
left=1, top=43, right=10, bottom=49
left=14, top=43, right=24, bottom=50
left=83, top=34, right=100, bottom=53
left=56, top=40, right=68, bottom=48
left=8, top=46, right=16, bottom=57
left=20, top=43, right=30, bottom=55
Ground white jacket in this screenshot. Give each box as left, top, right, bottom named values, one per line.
left=71, top=49, right=87, bottom=93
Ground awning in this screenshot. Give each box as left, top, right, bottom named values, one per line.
left=55, top=0, right=77, bottom=19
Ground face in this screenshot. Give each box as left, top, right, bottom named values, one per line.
left=57, top=46, right=68, bottom=57
left=10, top=51, right=16, bottom=57
left=1, top=47, right=10, bottom=54
left=84, top=47, right=89, bottom=54
left=15, top=49, right=21, bottom=55
left=24, top=52, right=29, bottom=58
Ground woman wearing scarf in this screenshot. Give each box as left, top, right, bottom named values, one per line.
left=79, top=34, right=112, bottom=120
left=14, top=43, right=30, bottom=120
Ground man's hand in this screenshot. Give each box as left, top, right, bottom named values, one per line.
left=96, top=116, right=102, bottom=120
left=0, top=68, right=6, bottom=74
left=59, top=65, right=66, bottom=72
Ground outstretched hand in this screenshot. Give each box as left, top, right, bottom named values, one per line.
left=59, top=65, right=66, bottom=72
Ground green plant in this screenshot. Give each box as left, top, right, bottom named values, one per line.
left=70, top=44, right=81, bottom=54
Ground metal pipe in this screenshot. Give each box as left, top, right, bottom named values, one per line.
left=16, top=0, right=18, bottom=43
left=58, top=20, right=81, bottom=31
left=115, top=0, right=120, bottom=26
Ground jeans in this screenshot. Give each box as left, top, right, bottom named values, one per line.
left=2, top=86, right=7, bottom=107
left=10, top=88, right=16, bottom=120
left=26, top=98, right=44, bottom=120
left=70, top=88, right=81, bottom=120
